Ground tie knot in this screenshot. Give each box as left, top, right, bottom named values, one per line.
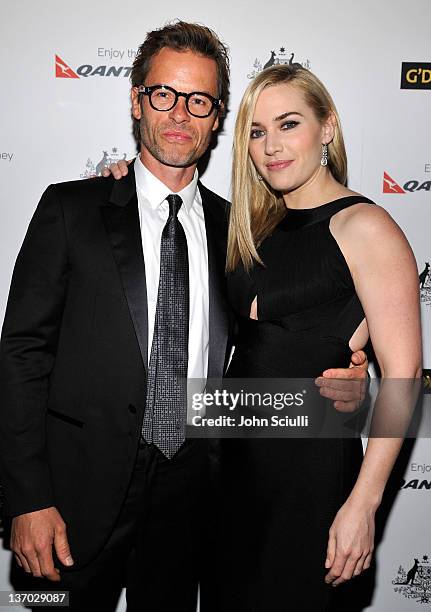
left=166, top=194, right=183, bottom=218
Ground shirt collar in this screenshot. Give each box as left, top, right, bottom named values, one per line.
left=134, top=156, right=199, bottom=214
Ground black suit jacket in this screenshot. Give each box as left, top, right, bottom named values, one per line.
left=0, top=167, right=232, bottom=567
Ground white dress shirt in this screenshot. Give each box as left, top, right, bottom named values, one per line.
left=134, top=156, right=209, bottom=383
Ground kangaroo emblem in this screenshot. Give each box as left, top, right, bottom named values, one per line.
left=95, top=151, right=109, bottom=176
left=419, top=262, right=430, bottom=289
left=263, top=51, right=276, bottom=69
left=404, top=558, right=419, bottom=585
left=383, top=176, right=399, bottom=192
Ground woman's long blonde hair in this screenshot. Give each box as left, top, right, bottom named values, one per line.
left=226, top=64, right=348, bottom=272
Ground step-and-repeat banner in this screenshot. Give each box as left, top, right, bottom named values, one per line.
left=1, top=1, right=430, bottom=610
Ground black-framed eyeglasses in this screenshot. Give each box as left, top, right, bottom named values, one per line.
left=137, top=84, right=222, bottom=118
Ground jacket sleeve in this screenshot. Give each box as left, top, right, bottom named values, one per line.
left=0, top=185, right=69, bottom=517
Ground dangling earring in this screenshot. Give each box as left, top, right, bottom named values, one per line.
left=321, top=144, right=328, bottom=167
left=257, top=173, right=263, bottom=181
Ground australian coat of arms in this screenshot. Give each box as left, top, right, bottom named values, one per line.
left=247, top=47, right=311, bottom=79
left=80, top=147, right=129, bottom=178
left=393, top=555, right=431, bottom=604
left=419, top=262, right=430, bottom=306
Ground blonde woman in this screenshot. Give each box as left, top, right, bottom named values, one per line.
left=219, top=64, right=421, bottom=610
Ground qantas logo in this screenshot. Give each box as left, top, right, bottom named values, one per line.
left=383, top=171, right=431, bottom=194
left=55, top=54, right=131, bottom=78
left=383, top=172, right=405, bottom=194
left=55, top=55, right=79, bottom=79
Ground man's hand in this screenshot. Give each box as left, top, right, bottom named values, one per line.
left=315, top=350, right=368, bottom=412
left=11, top=507, right=74, bottom=581
left=102, top=159, right=131, bottom=179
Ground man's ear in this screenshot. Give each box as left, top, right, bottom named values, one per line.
left=322, top=111, right=336, bottom=145
left=131, top=87, right=142, bottom=120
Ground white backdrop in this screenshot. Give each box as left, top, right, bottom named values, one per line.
left=1, top=1, right=430, bottom=610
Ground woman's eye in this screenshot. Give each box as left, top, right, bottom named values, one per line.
left=281, top=121, right=299, bottom=130
left=250, top=129, right=264, bottom=139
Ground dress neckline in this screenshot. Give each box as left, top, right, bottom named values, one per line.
left=277, top=195, right=375, bottom=231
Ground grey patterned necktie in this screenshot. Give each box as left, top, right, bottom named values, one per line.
left=142, top=194, right=189, bottom=458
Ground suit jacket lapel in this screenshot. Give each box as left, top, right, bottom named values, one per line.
left=199, top=182, right=230, bottom=379
left=100, top=172, right=230, bottom=380
left=100, top=167, right=149, bottom=374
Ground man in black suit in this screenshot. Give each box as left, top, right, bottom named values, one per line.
left=0, top=20, right=366, bottom=612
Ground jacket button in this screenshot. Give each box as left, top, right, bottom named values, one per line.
left=128, top=404, right=137, bottom=414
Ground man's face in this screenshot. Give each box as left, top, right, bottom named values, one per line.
left=131, top=48, right=221, bottom=169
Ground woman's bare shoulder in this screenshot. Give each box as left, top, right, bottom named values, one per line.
left=331, top=195, right=397, bottom=240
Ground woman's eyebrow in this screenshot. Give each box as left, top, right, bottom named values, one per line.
left=273, top=111, right=303, bottom=121
left=251, top=111, right=304, bottom=126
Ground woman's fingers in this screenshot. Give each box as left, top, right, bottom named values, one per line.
left=363, top=550, right=374, bottom=570
left=353, top=551, right=368, bottom=577
left=325, top=546, right=347, bottom=584
left=325, top=531, right=336, bottom=569
left=15, top=553, right=31, bottom=573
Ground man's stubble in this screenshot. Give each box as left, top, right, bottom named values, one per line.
left=138, top=114, right=213, bottom=169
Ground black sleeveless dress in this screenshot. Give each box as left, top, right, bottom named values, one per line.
left=220, top=196, right=375, bottom=611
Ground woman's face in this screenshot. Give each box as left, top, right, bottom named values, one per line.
left=248, top=83, right=333, bottom=194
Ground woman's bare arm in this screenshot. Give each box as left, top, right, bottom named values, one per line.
left=324, top=203, right=422, bottom=585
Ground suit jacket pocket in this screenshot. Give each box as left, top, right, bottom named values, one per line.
left=47, top=408, right=85, bottom=428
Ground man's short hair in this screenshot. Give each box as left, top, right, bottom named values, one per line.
left=131, top=20, right=230, bottom=142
